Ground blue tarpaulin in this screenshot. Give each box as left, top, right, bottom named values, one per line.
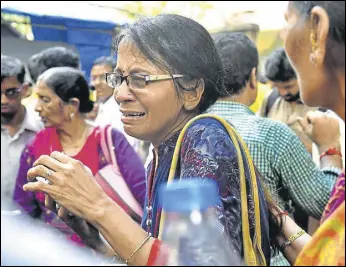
left=1, top=4, right=123, bottom=81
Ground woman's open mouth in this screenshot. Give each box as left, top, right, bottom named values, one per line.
left=121, top=111, right=146, bottom=123
left=123, top=112, right=146, bottom=117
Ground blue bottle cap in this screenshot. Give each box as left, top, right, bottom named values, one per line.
left=159, top=179, right=221, bottom=213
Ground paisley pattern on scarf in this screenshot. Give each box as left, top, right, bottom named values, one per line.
left=142, top=118, right=270, bottom=263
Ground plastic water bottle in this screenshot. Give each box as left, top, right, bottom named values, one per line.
left=157, top=179, right=242, bottom=266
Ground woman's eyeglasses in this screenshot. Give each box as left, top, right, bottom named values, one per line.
left=105, top=73, right=186, bottom=90
left=1, top=87, right=22, bottom=99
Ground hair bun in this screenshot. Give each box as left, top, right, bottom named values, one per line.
left=80, top=99, right=94, bottom=113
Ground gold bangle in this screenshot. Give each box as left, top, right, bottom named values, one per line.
left=125, top=233, right=152, bottom=264
left=280, top=230, right=306, bottom=252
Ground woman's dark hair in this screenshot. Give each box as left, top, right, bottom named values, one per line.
left=257, top=168, right=284, bottom=256
left=113, top=14, right=225, bottom=113
left=292, top=1, right=345, bottom=44
left=38, top=67, right=93, bottom=113
left=291, top=1, right=345, bottom=68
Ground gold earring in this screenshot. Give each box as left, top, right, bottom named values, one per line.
left=310, top=14, right=317, bottom=50
left=310, top=32, right=316, bottom=51
left=309, top=31, right=317, bottom=64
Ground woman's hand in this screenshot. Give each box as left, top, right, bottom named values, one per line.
left=298, top=111, right=341, bottom=153
left=44, top=194, right=107, bottom=253
left=271, top=206, right=312, bottom=265
left=24, top=151, right=153, bottom=266
left=24, top=151, right=109, bottom=224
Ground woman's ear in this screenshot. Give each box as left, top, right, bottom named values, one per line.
left=310, top=6, right=330, bottom=66
left=68, top=98, right=80, bottom=114
left=182, top=79, right=205, bottom=111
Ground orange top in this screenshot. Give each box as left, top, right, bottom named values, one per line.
left=295, top=201, right=345, bottom=266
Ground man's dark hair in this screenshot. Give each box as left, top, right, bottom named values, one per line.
left=28, top=47, right=80, bottom=83
left=92, top=56, right=116, bottom=70
left=38, top=67, right=93, bottom=114
left=113, top=14, right=226, bottom=113
left=265, top=48, right=296, bottom=82
left=291, top=1, right=345, bottom=69
left=1, top=54, right=26, bottom=84
left=213, top=32, right=259, bottom=96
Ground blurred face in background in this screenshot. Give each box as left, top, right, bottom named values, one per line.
left=34, top=80, right=70, bottom=128
left=90, top=64, right=114, bottom=103
left=1, top=76, right=28, bottom=124
left=271, top=78, right=300, bottom=102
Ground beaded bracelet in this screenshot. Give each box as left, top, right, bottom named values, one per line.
left=280, top=230, right=306, bottom=252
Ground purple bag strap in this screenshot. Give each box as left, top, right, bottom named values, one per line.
left=101, top=125, right=121, bottom=174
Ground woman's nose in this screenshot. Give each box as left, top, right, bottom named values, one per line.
left=35, top=102, right=42, bottom=112
left=114, top=82, right=135, bottom=104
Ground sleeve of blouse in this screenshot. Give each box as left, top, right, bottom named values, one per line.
left=111, top=128, right=146, bottom=207
left=13, top=144, right=41, bottom=218
left=178, top=119, right=243, bottom=257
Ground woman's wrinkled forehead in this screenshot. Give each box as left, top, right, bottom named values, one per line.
left=36, top=80, right=55, bottom=97
left=116, top=38, right=162, bottom=74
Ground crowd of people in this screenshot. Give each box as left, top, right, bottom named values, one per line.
left=1, top=1, right=344, bottom=266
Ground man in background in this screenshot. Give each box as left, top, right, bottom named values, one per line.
left=1, top=55, right=43, bottom=207
left=88, top=56, right=118, bottom=125
left=259, top=48, right=317, bottom=154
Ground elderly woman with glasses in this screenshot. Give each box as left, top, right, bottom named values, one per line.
left=13, top=67, right=146, bottom=247
left=23, top=15, right=280, bottom=265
